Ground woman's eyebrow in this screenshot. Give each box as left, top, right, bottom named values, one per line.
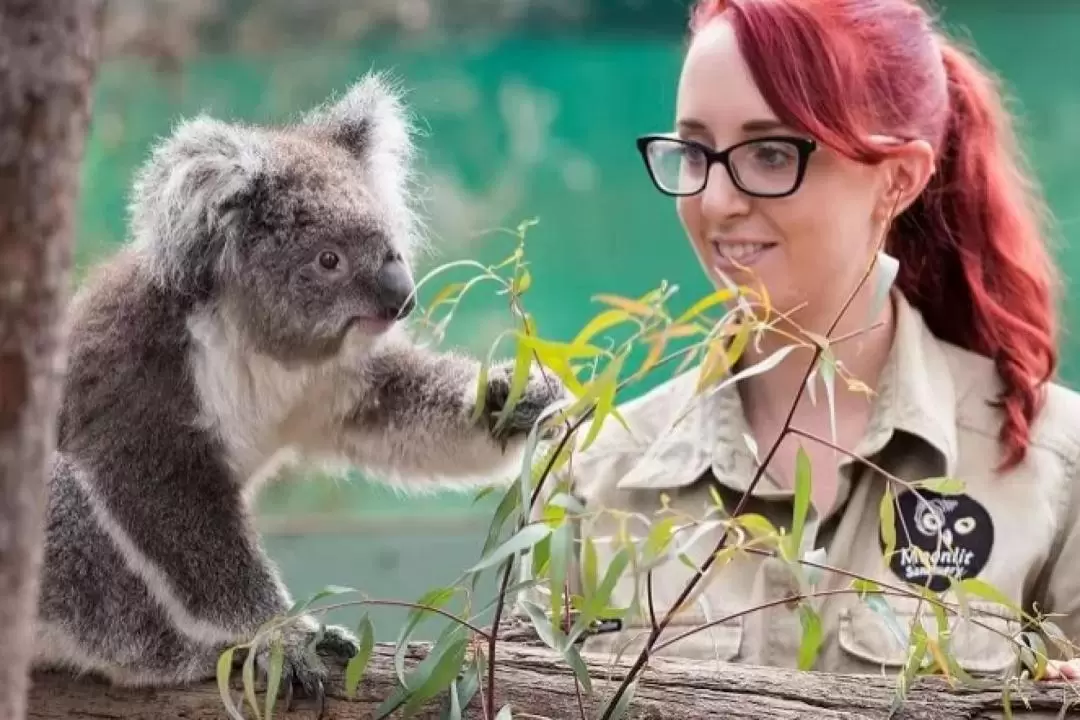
left=740, top=118, right=789, bottom=133
left=675, top=117, right=792, bottom=137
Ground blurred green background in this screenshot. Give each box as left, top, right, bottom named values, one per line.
left=75, top=0, right=1080, bottom=638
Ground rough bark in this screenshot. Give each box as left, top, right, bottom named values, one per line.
left=0, top=1, right=105, bottom=718
left=23, top=642, right=1080, bottom=719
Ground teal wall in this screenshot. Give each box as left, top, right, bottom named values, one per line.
left=75, top=4, right=1080, bottom=638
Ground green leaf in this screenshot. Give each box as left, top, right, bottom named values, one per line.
left=896, top=624, right=929, bottom=707
left=570, top=547, right=631, bottom=642
left=512, top=268, right=532, bottom=295
left=242, top=639, right=261, bottom=720
left=564, top=643, right=593, bottom=695
left=583, top=535, right=599, bottom=598
left=345, top=615, right=376, bottom=697
left=468, top=523, right=553, bottom=574
left=737, top=513, right=779, bottom=541
left=495, top=705, right=514, bottom=720
left=706, top=344, right=799, bottom=396
left=285, top=584, right=358, bottom=616
left=400, top=634, right=470, bottom=718
left=441, top=657, right=482, bottom=720
left=548, top=522, right=573, bottom=630
left=480, top=484, right=523, bottom=562
left=785, top=446, right=812, bottom=561
left=216, top=647, right=245, bottom=720
left=852, top=578, right=881, bottom=597
left=797, top=604, right=824, bottom=670
left=395, top=586, right=459, bottom=686
left=916, top=477, right=967, bottom=495
left=577, top=352, right=627, bottom=452
left=469, top=361, right=491, bottom=424
left=492, top=340, right=534, bottom=433
left=674, top=287, right=737, bottom=325
left=520, top=600, right=564, bottom=650
left=604, top=678, right=638, bottom=720
left=264, top=634, right=285, bottom=720
left=572, top=308, right=635, bottom=348
left=547, top=491, right=587, bottom=515
left=1020, top=630, right=1049, bottom=680
left=643, top=516, right=678, bottom=563
left=820, top=351, right=838, bottom=447
left=879, top=488, right=897, bottom=561
left=955, top=577, right=1023, bottom=616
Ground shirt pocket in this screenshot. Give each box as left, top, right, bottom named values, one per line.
left=837, top=596, right=1020, bottom=675
left=582, top=607, right=745, bottom=664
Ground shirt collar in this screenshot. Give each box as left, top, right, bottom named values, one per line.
left=615, top=290, right=959, bottom=495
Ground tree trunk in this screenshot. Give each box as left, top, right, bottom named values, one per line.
left=24, top=642, right=1080, bottom=719
left=0, top=1, right=105, bottom=718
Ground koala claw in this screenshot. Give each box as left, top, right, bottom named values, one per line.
left=317, top=623, right=361, bottom=658
left=261, top=621, right=358, bottom=717
left=483, top=361, right=569, bottom=444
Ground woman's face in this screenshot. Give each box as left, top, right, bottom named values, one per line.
left=670, top=18, right=918, bottom=330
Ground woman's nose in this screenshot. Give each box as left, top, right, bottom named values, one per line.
left=700, top=163, right=752, bottom=220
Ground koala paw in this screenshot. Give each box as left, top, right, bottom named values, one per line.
left=259, top=621, right=359, bottom=719
left=482, top=360, right=569, bottom=447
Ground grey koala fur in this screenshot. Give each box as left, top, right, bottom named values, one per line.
left=33, top=71, right=568, bottom=704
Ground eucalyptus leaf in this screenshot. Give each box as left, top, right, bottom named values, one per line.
left=345, top=615, right=375, bottom=697
left=797, top=605, right=824, bottom=670
left=216, top=647, right=246, bottom=720
left=264, top=635, right=285, bottom=720
left=468, top=523, right=553, bottom=573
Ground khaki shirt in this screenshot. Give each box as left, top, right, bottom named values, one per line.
left=518, top=291, right=1080, bottom=677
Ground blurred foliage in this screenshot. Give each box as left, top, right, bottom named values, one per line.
left=100, top=0, right=694, bottom=68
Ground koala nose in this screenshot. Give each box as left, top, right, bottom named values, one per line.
left=375, top=257, right=416, bottom=319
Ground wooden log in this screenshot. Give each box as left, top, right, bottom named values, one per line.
left=24, top=641, right=1080, bottom=719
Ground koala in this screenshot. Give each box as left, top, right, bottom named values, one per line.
left=32, top=71, right=567, bottom=708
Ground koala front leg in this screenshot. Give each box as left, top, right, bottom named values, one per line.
left=333, top=335, right=568, bottom=486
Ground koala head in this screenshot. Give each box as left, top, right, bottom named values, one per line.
left=129, top=71, right=425, bottom=361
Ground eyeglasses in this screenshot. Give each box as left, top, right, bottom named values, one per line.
left=636, top=134, right=818, bottom=198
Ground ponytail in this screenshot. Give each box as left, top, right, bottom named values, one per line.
left=888, top=37, right=1059, bottom=470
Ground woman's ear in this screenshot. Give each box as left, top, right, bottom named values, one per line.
left=875, top=139, right=936, bottom=221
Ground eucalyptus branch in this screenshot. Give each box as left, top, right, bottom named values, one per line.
left=257, top=596, right=494, bottom=642
left=738, top=546, right=1037, bottom=641
left=597, top=195, right=903, bottom=720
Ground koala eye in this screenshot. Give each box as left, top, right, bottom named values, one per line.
left=318, top=250, right=340, bottom=271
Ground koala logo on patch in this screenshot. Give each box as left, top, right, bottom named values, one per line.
left=880, top=488, right=995, bottom=592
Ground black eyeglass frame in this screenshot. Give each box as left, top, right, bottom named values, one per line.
left=635, top=134, right=819, bottom=199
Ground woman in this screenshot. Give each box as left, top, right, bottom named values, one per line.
left=521, top=0, right=1080, bottom=682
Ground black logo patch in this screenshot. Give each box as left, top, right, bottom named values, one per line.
left=880, top=489, right=994, bottom=592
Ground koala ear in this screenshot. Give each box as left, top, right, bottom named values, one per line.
left=303, top=71, right=414, bottom=164
left=129, top=114, right=267, bottom=299
left=303, top=71, right=424, bottom=260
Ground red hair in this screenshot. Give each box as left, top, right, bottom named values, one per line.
left=689, top=0, right=1060, bottom=470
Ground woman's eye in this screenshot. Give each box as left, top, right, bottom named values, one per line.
left=752, top=144, right=795, bottom=169
left=318, top=251, right=340, bottom=270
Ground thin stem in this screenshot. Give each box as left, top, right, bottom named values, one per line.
left=486, top=559, right=514, bottom=718
left=786, top=426, right=914, bottom=492
left=302, top=598, right=492, bottom=640
left=654, top=588, right=891, bottom=653
left=740, top=546, right=1022, bottom=627
left=646, top=571, right=659, bottom=633
left=651, top=586, right=1032, bottom=656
